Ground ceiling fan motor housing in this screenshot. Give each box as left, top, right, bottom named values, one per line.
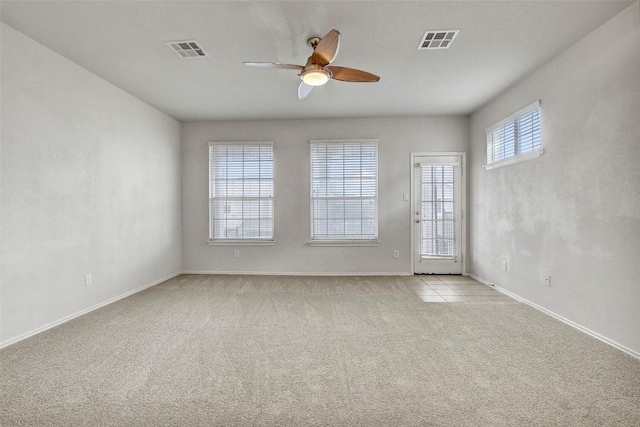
left=301, top=59, right=332, bottom=86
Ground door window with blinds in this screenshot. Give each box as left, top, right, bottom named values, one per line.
left=310, top=140, right=378, bottom=243
left=486, top=101, right=541, bottom=169
left=208, top=142, right=274, bottom=242
left=420, top=165, right=456, bottom=256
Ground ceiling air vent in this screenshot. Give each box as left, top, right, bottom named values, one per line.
left=167, top=40, right=209, bottom=58
left=418, top=30, right=459, bottom=50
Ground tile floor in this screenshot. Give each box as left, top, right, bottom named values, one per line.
left=410, top=275, right=517, bottom=303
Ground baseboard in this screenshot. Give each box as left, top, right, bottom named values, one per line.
left=182, top=270, right=413, bottom=276
left=469, top=273, right=640, bottom=360
left=12, top=270, right=635, bottom=360
left=468, top=273, right=494, bottom=287
left=0, top=271, right=181, bottom=349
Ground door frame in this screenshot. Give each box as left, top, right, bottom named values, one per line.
left=410, top=152, right=467, bottom=275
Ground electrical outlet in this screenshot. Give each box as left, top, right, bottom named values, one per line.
left=393, top=250, right=399, bottom=258
left=545, top=276, right=551, bottom=287
left=501, top=260, right=508, bottom=271
left=234, top=250, right=240, bottom=258
left=85, top=274, right=92, bottom=287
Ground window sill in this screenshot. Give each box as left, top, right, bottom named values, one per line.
left=485, top=149, right=544, bottom=170
left=308, top=240, right=381, bottom=247
left=207, top=240, right=275, bottom=246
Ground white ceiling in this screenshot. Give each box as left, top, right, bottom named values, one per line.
left=1, top=1, right=633, bottom=122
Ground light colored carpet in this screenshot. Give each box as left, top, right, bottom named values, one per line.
left=1, top=274, right=639, bottom=426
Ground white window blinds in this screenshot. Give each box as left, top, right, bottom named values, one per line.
left=420, top=164, right=456, bottom=257
left=310, top=140, right=378, bottom=241
left=209, top=143, right=274, bottom=241
left=486, top=101, right=541, bottom=166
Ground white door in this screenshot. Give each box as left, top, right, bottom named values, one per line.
left=413, top=155, right=463, bottom=274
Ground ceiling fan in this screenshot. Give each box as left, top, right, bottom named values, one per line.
left=244, top=29, right=380, bottom=99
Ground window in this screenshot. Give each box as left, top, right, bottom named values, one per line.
left=486, top=101, right=541, bottom=169
left=208, top=142, right=274, bottom=242
left=310, top=140, right=378, bottom=243
left=420, top=164, right=456, bottom=257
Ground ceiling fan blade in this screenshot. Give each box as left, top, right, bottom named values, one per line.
left=327, top=66, right=380, bottom=82
left=243, top=62, right=303, bottom=71
left=298, top=81, right=314, bottom=100
left=311, top=29, right=341, bottom=66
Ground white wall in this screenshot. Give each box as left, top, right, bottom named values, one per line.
left=469, top=2, right=640, bottom=355
left=0, top=24, right=182, bottom=345
left=182, top=117, right=468, bottom=274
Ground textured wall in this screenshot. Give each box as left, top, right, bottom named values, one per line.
left=181, top=117, right=469, bottom=274
left=1, top=24, right=183, bottom=344
left=469, top=3, right=640, bottom=354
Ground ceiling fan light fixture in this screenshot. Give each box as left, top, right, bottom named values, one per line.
left=302, top=69, right=330, bottom=86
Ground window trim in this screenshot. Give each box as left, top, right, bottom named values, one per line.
left=207, top=240, right=275, bottom=246
left=485, top=100, right=542, bottom=170
left=309, top=139, right=379, bottom=246
left=207, top=141, right=275, bottom=245
left=484, top=148, right=544, bottom=171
